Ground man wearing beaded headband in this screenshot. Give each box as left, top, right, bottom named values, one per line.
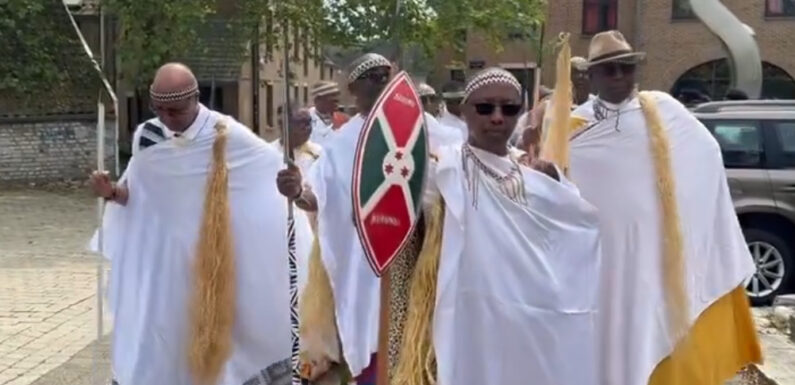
left=557, top=30, right=761, bottom=385
left=277, top=52, right=400, bottom=385
left=88, top=62, right=314, bottom=385
left=392, top=67, right=602, bottom=385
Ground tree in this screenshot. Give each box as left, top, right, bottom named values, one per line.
left=102, top=0, right=217, bottom=88
left=322, top=0, right=546, bottom=59
left=0, top=0, right=97, bottom=115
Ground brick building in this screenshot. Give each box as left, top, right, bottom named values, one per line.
left=432, top=0, right=795, bottom=102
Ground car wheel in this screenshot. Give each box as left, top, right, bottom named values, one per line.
left=743, top=228, right=793, bottom=306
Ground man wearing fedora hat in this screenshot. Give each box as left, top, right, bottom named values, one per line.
left=563, top=30, right=761, bottom=385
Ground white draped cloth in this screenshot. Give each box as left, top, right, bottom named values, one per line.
left=306, top=113, right=381, bottom=376
left=269, top=140, right=323, bottom=178
left=425, top=112, right=464, bottom=152
left=91, top=109, right=313, bottom=385
left=569, top=91, right=755, bottom=385
left=430, top=145, right=602, bottom=385
left=309, top=107, right=337, bottom=148
left=438, top=110, right=467, bottom=139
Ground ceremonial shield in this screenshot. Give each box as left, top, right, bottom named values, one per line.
left=352, top=71, right=428, bottom=277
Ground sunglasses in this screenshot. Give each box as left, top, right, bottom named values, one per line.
left=473, top=103, right=522, bottom=117
left=357, top=71, right=390, bottom=83
left=596, top=62, right=637, bottom=77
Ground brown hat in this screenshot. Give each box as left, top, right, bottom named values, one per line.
left=587, top=30, right=645, bottom=67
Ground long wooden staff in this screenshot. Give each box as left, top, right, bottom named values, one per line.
left=61, top=2, right=118, bottom=385
left=280, top=19, right=303, bottom=385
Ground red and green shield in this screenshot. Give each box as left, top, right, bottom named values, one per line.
left=352, top=71, right=428, bottom=277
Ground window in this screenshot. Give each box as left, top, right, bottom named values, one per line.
left=704, top=120, right=763, bottom=168
left=293, top=28, right=300, bottom=61
left=672, top=0, right=695, bottom=19
left=199, top=85, right=223, bottom=111
left=320, top=64, right=326, bottom=80
left=266, top=84, right=274, bottom=127
left=303, top=86, right=309, bottom=105
left=450, top=69, right=465, bottom=82
left=293, top=86, right=299, bottom=102
left=582, top=0, right=618, bottom=35
left=767, top=0, right=795, bottom=17
left=772, top=121, right=795, bottom=167
left=303, top=38, right=310, bottom=77
left=672, top=60, right=795, bottom=102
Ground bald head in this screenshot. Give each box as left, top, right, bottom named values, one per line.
left=151, top=63, right=198, bottom=95
left=149, top=63, right=200, bottom=132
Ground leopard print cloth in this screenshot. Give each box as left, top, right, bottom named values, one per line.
left=385, top=218, right=425, bottom=381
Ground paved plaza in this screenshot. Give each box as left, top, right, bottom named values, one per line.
left=0, top=189, right=110, bottom=385
left=0, top=188, right=793, bottom=385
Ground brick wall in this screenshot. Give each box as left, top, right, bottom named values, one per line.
left=543, top=0, right=795, bottom=93
left=0, top=118, right=116, bottom=185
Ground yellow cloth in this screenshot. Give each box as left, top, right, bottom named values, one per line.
left=648, top=286, right=762, bottom=385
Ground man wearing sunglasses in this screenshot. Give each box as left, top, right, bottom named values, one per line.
left=393, top=67, right=601, bottom=385
left=565, top=30, right=761, bottom=385
left=274, top=102, right=321, bottom=178
left=88, top=63, right=314, bottom=385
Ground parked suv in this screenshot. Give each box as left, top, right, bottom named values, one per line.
left=693, top=101, right=795, bottom=305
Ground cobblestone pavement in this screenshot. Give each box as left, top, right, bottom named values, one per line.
left=2, top=189, right=794, bottom=385
left=752, top=308, right=795, bottom=384
left=0, top=189, right=111, bottom=385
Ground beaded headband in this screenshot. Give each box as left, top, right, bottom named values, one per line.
left=347, top=54, right=392, bottom=83
left=463, top=68, right=522, bottom=102
left=150, top=83, right=199, bottom=103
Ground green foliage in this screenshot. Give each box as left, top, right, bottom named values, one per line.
left=102, top=0, right=216, bottom=88
left=0, top=0, right=97, bottom=115
left=1, top=0, right=546, bottom=106
left=322, top=0, right=546, bottom=55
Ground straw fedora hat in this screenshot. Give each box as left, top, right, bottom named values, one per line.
left=587, top=30, right=646, bottom=67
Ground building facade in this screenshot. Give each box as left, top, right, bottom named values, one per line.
left=432, top=0, right=795, bottom=102
left=544, top=0, right=795, bottom=100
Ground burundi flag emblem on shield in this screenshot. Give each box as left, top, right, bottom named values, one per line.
left=352, top=71, right=429, bottom=277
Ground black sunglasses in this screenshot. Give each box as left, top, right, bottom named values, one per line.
left=597, top=62, right=636, bottom=77
left=357, top=71, right=390, bottom=83
left=473, top=103, right=522, bottom=117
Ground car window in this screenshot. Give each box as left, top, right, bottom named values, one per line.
left=772, top=121, right=795, bottom=168
left=709, top=121, right=763, bottom=168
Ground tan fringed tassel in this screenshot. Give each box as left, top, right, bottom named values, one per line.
left=638, top=92, right=690, bottom=341
left=394, top=199, right=445, bottom=385
left=299, top=237, right=342, bottom=377
left=540, top=33, right=573, bottom=176
left=188, top=121, right=236, bottom=385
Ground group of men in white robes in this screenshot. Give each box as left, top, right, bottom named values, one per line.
left=90, top=29, right=761, bottom=385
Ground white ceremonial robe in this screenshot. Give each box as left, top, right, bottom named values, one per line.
left=306, top=113, right=381, bottom=376
left=91, top=108, right=313, bottom=385
left=438, top=110, right=467, bottom=139
left=309, top=107, right=336, bottom=148
left=269, top=140, right=323, bottom=178
left=424, top=112, right=464, bottom=152
left=569, top=91, right=755, bottom=385
left=430, top=145, right=602, bottom=385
